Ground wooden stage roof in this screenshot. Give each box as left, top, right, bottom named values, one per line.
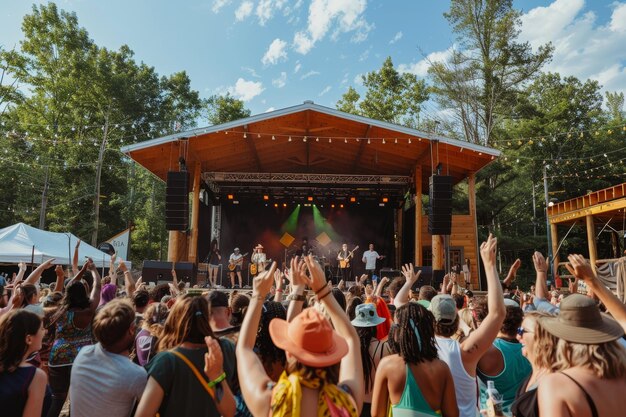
left=121, top=101, right=499, bottom=198
left=548, top=182, right=626, bottom=228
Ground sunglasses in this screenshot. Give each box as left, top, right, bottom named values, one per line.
left=517, top=327, right=533, bottom=337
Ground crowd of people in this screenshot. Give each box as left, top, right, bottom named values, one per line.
left=1, top=234, right=625, bottom=417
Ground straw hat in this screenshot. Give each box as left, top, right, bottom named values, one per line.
left=351, top=303, right=386, bottom=327
left=269, top=307, right=348, bottom=367
left=539, top=294, right=624, bottom=344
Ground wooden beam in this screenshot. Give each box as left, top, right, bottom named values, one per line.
left=550, top=223, right=559, bottom=278
left=188, top=161, right=201, bottom=264
left=351, top=125, right=372, bottom=172
left=243, top=125, right=263, bottom=171
left=586, top=215, right=598, bottom=271
left=468, top=173, right=480, bottom=290
left=415, top=165, right=423, bottom=265
left=550, top=198, right=626, bottom=224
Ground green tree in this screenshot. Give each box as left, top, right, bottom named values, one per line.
left=336, top=57, right=429, bottom=126
left=429, top=0, right=553, bottom=145
left=204, top=93, right=251, bottom=125
left=605, top=91, right=624, bottom=122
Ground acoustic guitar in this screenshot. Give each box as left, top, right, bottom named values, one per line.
left=228, top=252, right=249, bottom=271
left=338, top=246, right=359, bottom=268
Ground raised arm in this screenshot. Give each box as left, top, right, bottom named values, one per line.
left=460, top=234, right=506, bottom=368
left=286, top=257, right=307, bottom=322
left=15, top=262, right=27, bottom=284
left=235, top=261, right=278, bottom=417
left=24, top=258, right=55, bottom=285
left=532, top=252, right=559, bottom=313
left=108, top=253, right=118, bottom=285
left=273, top=269, right=284, bottom=303
left=86, top=259, right=102, bottom=311
left=203, top=336, right=236, bottom=417
left=118, top=259, right=135, bottom=296
left=303, top=254, right=364, bottom=412
left=374, top=276, right=389, bottom=298
left=566, top=254, right=626, bottom=332
left=72, top=239, right=81, bottom=276
left=54, top=265, right=65, bottom=293
left=502, top=258, right=521, bottom=288
left=394, top=264, right=420, bottom=308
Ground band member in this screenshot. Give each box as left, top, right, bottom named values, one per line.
left=250, top=244, right=267, bottom=276
left=362, top=243, right=383, bottom=284
left=229, top=247, right=244, bottom=288
left=295, top=237, right=315, bottom=257
left=207, top=238, right=221, bottom=288
left=337, top=243, right=354, bottom=282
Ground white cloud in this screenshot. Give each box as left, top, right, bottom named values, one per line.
left=272, top=72, right=287, bottom=88
left=262, top=38, right=288, bottom=66
left=228, top=78, right=265, bottom=101
left=389, top=31, right=403, bottom=44
left=398, top=47, right=454, bottom=77
left=212, top=0, right=232, bottom=13
left=519, top=0, right=626, bottom=96
left=235, top=1, right=254, bottom=21
left=319, top=86, right=332, bottom=96
left=359, top=47, right=370, bottom=62
left=353, top=73, right=363, bottom=85
left=294, top=62, right=302, bottom=73
left=265, top=107, right=276, bottom=112
left=256, top=0, right=288, bottom=25
left=301, top=70, right=320, bottom=80
left=293, top=0, right=373, bottom=55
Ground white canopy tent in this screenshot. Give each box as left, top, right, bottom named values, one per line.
left=0, top=223, right=129, bottom=269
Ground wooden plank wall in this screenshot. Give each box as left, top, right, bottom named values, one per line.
left=420, top=214, right=480, bottom=290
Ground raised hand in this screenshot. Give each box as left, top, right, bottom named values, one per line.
left=252, top=261, right=277, bottom=297
left=75, top=239, right=81, bottom=249
left=118, top=259, right=128, bottom=273
left=564, top=254, right=595, bottom=282
left=55, top=265, right=64, bottom=277
left=401, top=263, right=421, bottom=285
left=480, top=234, right=497, bottom=267
left=85, top=258, right=96, bottom=271
left=302, top=254, right=327, bottom=292
left=285, top=257, right=308, bottom=289
left=274, top=269, right=283, bottom=291
left=203, top=336, right=224, bottom=380
left=41, top=258, right=56, bottom=269
left=532, top=251, right=548, bottom=273
left=18, top=262, right=26, bottom=271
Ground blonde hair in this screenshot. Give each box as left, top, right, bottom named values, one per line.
left=157, top=295, right=214, bottom=352
left=553, top=338, right=626, bottom=379
left=526, top=311, right=559, bottom=371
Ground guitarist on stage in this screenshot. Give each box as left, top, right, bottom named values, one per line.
left=228, top=247, right=244, bottom=288
left=362, top=243, right=384, bottom=285
left=337, top=243, right=357, bottom=283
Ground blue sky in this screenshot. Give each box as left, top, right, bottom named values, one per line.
left=2, top=0, right=626, bottom=120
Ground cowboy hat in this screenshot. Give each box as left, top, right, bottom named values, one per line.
left=269, top=307, right=348, bottom=367
left=539, top=294, right=624, bottom=344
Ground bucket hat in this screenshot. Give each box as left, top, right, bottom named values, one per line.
left=269, top=307, right=348, bottom=367
left=351, top=303, right=386, bottom=327
left=539, top=294, right=624, bottom=344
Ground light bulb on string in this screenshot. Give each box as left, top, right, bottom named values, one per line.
left=367, top=138, right=371, bottom=144
left=408, top=138, right=412, bottom=144
left=257, top=133, right=261, bottom=138
left=272, top=135, right=275, bottom=140
left=288, top=136, right=292, bottom=142
left=243, top=133, right=247, bottom=138
left=344, top=138, right=347, bottom=143
left=303, top=136, right=307, bottom=142
left=329, top=138, right=332, bottom=143
left=382, top=138, right=386, bottom=144
left=316, top=137, right=319, bottom=142
left=394, top=138, right=397, bottom=144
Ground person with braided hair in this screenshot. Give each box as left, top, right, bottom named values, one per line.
left=253, top=300, right=287, bottom=382
left=371, top=302, right=458, bottom=417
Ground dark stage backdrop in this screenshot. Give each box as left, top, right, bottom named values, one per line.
left=218, top=203, right=395, bottom=278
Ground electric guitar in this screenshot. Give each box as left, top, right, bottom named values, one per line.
left=228, top=252, right=249, bottom=271
left=338, top=246, right=359, bottom=268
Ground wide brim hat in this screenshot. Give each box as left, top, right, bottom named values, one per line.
left=539, top=294, right=624, bottom=344
left=351, top=303, right=386, bottom=327
left=255, top=244, right=264, bottom=249
left=269, top=307, right=348, bottom=367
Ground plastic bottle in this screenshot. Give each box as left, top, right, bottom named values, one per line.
left=485, top=380, right=504, bottom=417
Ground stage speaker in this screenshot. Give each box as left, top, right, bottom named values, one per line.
left=141, top=260, right=196, bottom=285
left=379, top=268, right=403, bottom=280
left=166, top=171, right=189, bottom=231
left=412, top=267, right=445, bottom=290
left=428, top=175, right=453, bottom=235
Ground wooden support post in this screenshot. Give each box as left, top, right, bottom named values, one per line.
left=168, top=231, right=187, bottom=262
left=188, top=162, right=201, bottom=264
left=586, top=215, right=597, bottom=271
left=550, top=223, right=559, bottom=277
left=432, top=235, right=444, bottom=270
left=415, top=166, right=423, bottom=265
left=468, top=173, right=480, bottom=289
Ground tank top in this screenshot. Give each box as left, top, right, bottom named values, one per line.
left=49, top=310, right=94, bottom=366
left=435, top=337, right=478, bottom=417
left=0, top=366, right=52, bottom=417
left=477, top=338, right=531, bottom=415
left=391, top=364, right=441, bottom=417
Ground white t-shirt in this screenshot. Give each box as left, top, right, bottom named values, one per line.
left=362, top=250, right=380, bottom=270
left=70, top=343, right=147, bottom=417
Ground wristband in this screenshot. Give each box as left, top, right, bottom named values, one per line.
left=288, top=293, right=306, bottom=302
left=207, top=371, right=226, bottom=388
left=314, top=286, right=328, bottom=295
left=317, top=289, right=332, bottom=302
left=276, top=288, right=283, bottom=293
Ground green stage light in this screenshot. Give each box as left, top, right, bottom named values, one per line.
left=281, top=204, right=301, bottom=233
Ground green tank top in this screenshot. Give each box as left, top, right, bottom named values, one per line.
left=478, top=338, right=532, bottom=415
left=391, top=364, right=441, bottom=417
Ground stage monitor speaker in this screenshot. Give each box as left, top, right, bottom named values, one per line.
left=412, top=267, right=446, bottom=290
left=428, top=175, right=453, bottom=235
left=379, top=268, right=402, bottom=280
left=166, top=171, right=189, bottom=231
left=142, top=260, right=196, bottom=285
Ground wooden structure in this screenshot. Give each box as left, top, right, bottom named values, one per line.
left=548, top=182, right=626, bottom=272
left=121, top=101, right=499, bottom=288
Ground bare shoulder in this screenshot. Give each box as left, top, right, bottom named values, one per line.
left=31, top=367, right=48, bottom=386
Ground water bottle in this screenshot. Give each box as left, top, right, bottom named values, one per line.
left=486, top=380, right=504, bottom=417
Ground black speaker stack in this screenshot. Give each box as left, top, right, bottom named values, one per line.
left=428, top=175, right=453, bottom=235
left=166, top=171, right=189, bottom=231
left=141, top=260, right=196, bottom=285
